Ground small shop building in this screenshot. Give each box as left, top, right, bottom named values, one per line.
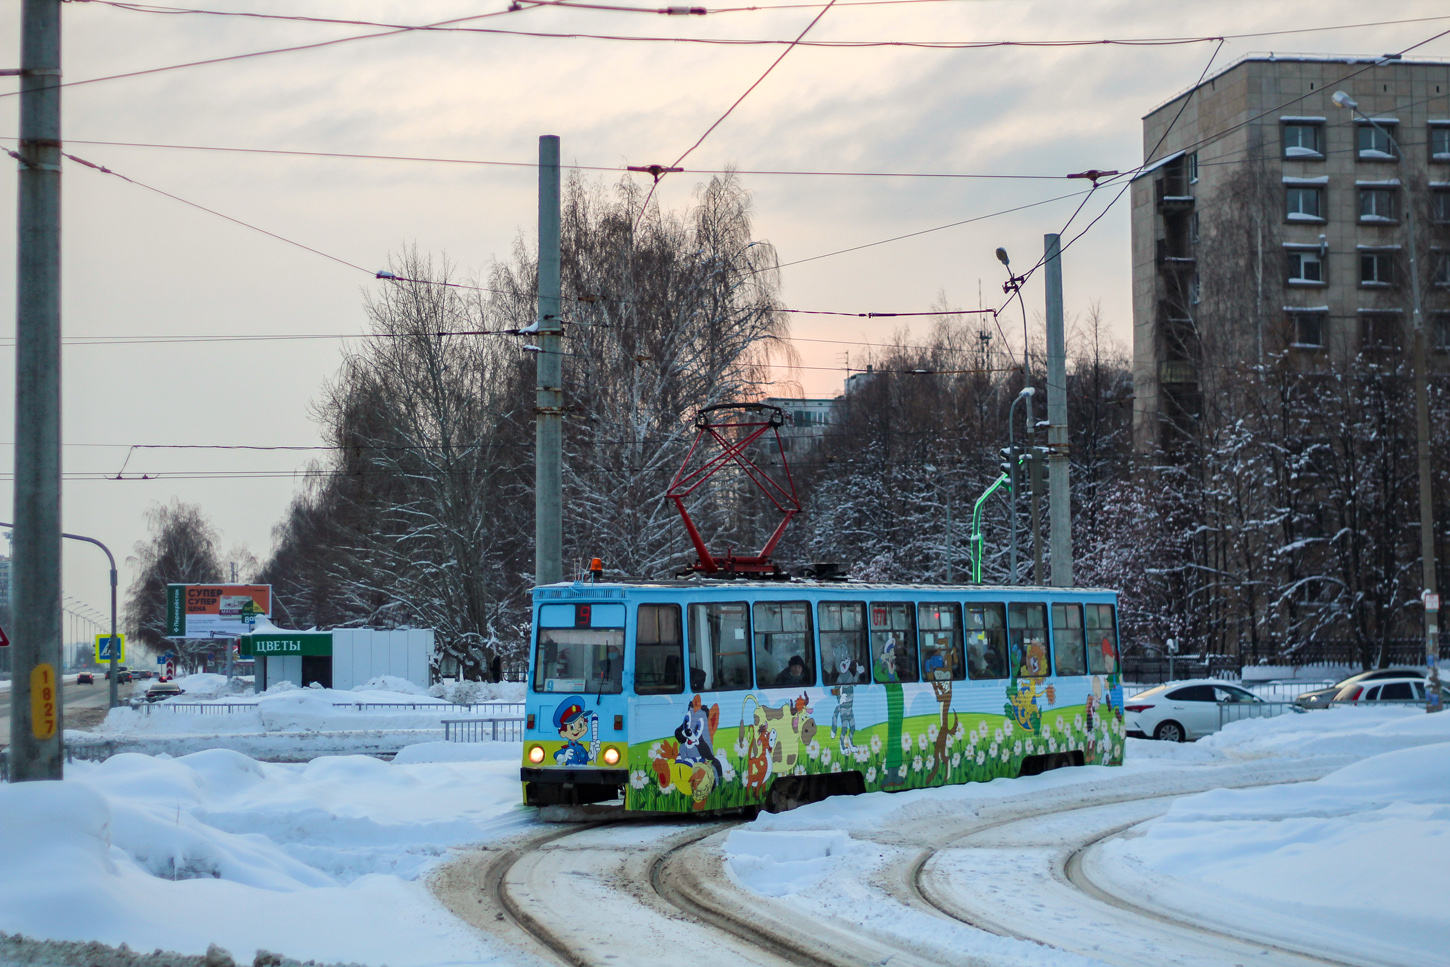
left=240, top=626, right=434, bottom=691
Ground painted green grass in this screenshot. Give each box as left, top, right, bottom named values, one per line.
left=624, top=703, right=1127, bottom=813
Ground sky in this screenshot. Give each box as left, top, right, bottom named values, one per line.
left=2, top=0, right=1449, bottom=641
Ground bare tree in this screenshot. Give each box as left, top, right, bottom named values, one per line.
left=125, top=500, right=224, bottom=665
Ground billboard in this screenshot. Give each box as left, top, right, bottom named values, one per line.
left=165, top=584, right=271, bottom=639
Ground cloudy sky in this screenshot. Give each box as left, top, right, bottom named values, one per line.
left=2, top=0, right=1448, bottom=637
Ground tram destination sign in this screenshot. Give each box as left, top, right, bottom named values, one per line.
left=166, top=584, right=271, bottom=639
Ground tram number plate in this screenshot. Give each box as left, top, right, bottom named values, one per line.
left=544, top=679, right=585, bottom=693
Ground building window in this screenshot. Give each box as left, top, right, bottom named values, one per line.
left=1435, top=312, right=1450, bottom=351
left=1431, top=123, right=1450, bottom=162
left=1357, top=122, right=1399, bottom=160
left=1358, top=187, right=1398, bottom=222
left=1190, top=275, right=1201, bottom=304
left=1288, top=311, right=1325, bottom=348
left=1282, top=122, right=1323, bottom=158
left=1286, top=249, right=1324, bottom=284
left=1360, top=250, right=1395, bottom=285
left=1433, top=189, right=1450, bottom=224
left=1190, top=211, right=1200, bottom=243
left=1187, top=151, right=1199, bottom=184
left=1435, top=252, right=1450, bottom=287
left=1360, top=313, right=1402, bottom=351
left=1286, top=186, right=1324, bottom=221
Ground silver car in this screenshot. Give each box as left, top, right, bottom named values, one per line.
left=1295, top=668, right=1423, bottom=708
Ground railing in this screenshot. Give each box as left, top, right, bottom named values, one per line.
left=138, top=700, right=526, bottom=716
left=1219, top=700, right=1304, bottom=728
left=443, top=716, right=526, bottom=743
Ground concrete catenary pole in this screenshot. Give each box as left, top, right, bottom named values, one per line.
left=535, top=135, right=564, bottom=587
left=1044, top=233, right=1073, bottom=587
left=9, top=0, right=64, bottom=781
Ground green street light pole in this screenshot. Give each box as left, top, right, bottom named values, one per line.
left=1334, top=91, right=1440, bottom=711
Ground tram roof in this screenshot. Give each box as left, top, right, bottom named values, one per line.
left=533, top=579, right=1118, bottom=595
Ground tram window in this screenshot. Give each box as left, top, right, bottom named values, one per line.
left=1052, top=603, right=1087, bottom=677
left=754, top=602, right=815, bottom=688
left=534, top=628, right=625, bottom=694
left=870, top=602, right=919, bottom=683
left=1085, top=604, right=1120, bottom=675
left=635, top=604, right=683, bottom=695
left=918, top=603, right=965, bottom=682
left=819, top=602, right=870, bottom=685
left=687, top=602, right=752, bottom=691
left=965, top=604, right=1008, bottom=680
left=1008, top=602, right=1051, bottom=678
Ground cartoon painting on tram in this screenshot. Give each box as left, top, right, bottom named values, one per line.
left=522, top=583, right=1126, bottom=815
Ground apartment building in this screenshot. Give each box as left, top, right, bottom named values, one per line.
left=1131, top=56, right=1450, bottom=450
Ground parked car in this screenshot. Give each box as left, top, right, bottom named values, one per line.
left=143, top=681, right=185, bottom=703
left=1295, top=668, right=1424, bottom=709
left=1124, top=679, right=1271, bottom=742
left=136, top=669, right=154, bottom=680
left=75, top=673, right=94, bottom=684
left=1330, top=676, right=1446, bottom=706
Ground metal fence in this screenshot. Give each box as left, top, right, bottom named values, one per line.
left=443, top=716, right=526, bottom=743
left=1244, top=681, right=1337, bottom=701
left=1218, top=700, right=1304, bottom=728
left=1120, top=657, right=1241, bottom=684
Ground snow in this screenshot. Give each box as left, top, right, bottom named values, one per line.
left=1096, top=741, right=1450, bottom=965
left=0, top=745, right=533, bottom=966
left=1283, top=146, right=1322, bottom=158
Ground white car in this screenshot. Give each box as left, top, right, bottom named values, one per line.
left=1123, top=679, right=1268, bottom=742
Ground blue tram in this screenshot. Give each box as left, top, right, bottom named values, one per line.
left=521, top=579, right=1124, bottom=813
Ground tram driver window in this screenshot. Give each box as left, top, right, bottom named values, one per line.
left=918, top=603, right=965, bottom=681
left=870, top=603, right=919, bottom=683
left=1085, top=604, right=1120, bottom=676
left=754, top=602, right=815, bottom=688
left=966, top=603, right=1008, bottom=679
left=1008, top=602, right=1051, bottom=678
left=819, top=602, right=870, bottom=685
left=687, top=602, right=752, bottom=691
left=634, top=604, right=683, bottom=694
left=1052, top=603, right=1087, bottom=677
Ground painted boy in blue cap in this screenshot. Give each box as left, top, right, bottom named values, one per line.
left=552, top=695, right=595, bottom=765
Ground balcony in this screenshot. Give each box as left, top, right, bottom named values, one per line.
left=1156, top=177, right=1194, bottom=213
left=1159, top=360, right=1198, bottom=385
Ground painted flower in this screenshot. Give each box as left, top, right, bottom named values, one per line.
left=912, top=755, right=923, bottom=773
left=989, top=743, right=999, bottom=758
left=951, top=753, right=961, bottom=768
left=902, top=731, right=913, bottom=752
left=1003, top=720, right=1014, bottom=737
left=807, top=739, right=822, bottom=760
left=856, top=748, right=870, bottom=764
left=1074, top=714, right=1084, bottom=731
left=993, top=729, right=1003, bottom=745
left=975, top=751, right=986, bottom=765
left=927, top=723, right=940, bottom=742
left=944, top=731, right=954, bottom=749
left=629, top=770, right=649, bottom=790
left=977, top=721, right=989, bottom=738
left=870, top=734, right=883, bottom=754
left=648, top=742, right=664, bottom=761
left=1013, top=741, right=1022, bottom=756
left=1048, top=737, right=1057, bottom=752
left=733, top=737, right=749, bottom=757
left=821, top=748, right=833, bottom=768
left=918, top=733, right=929, bottom=752
left=720, top=757, right=737, bottom=782
left=866, top=766, right=877, bottom=783
left=925, top=754, right=935, bottom=773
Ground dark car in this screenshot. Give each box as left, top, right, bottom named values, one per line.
left=75, top=672, right=94, bottom=684
left=117, top=671, right=133, bottom=684
left=1296, top=668, right=1423, bottom=709
left=144, top=682, right=185, bottom=703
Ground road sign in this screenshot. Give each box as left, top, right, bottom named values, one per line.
left=95, top=633, right=126, bottom=663
left=157, top=656, right=166, bottom=664
left=0, top=624, right=8, bottom=647
left=166, top=584, right=270, bottom=638
left=1424, top=591, right=1441, bottom=612
left=165, top=660, right=175, bottom=679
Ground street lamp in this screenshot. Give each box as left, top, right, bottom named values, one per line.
left=998, top=247, right=1045, bottom=585
left=1333, top=91, right=1440, bottom=712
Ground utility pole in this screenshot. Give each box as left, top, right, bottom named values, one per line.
left=1026, top=391, right=1045, bottom=585
left=1044, top=234, right=1073, bottom=587
left=9, top=0, right=64, bottom=781
left=535, top=135, right=564, bottom=587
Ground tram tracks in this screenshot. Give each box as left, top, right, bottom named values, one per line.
left=433, top=763, right=1379, bottom=967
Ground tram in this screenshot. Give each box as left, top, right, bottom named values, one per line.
left=520, top=579, right=1125, bottom=813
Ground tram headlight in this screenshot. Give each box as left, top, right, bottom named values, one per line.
left=528, top=745, right=545, bottom=764
left=602, top=747, right=620, bottom=765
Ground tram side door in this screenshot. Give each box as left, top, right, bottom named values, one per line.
left=632, top=603, right=690, bottom=753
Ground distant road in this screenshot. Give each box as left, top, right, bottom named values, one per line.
left=0, top=674, right=140, bottom=747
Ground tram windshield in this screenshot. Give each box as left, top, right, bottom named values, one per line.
left=534, top=628, right=624, bottom=694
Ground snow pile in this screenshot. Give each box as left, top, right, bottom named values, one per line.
left=0, top=747, right=531, bottom=965
left=724, top=827, right=861, bottom=896
left=1097, top=739, right=1450, bottom=965
left=428, top=679, right=525, bottom=705
left=351, top=675, right=429, bottom=696
left=1200, top=703, right=1445, bottom=760
left=170, top=673, right=233, bottom=700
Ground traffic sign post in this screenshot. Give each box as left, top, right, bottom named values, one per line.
left=94, top=633, right=125, bottom=664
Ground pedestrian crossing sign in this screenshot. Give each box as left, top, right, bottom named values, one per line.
left=95, top=634, right=126, bottom=663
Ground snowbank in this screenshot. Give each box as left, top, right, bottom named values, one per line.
left=1097, top=739, right=1450, bottom=966
left=0, top=747, right=533, bottom=965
